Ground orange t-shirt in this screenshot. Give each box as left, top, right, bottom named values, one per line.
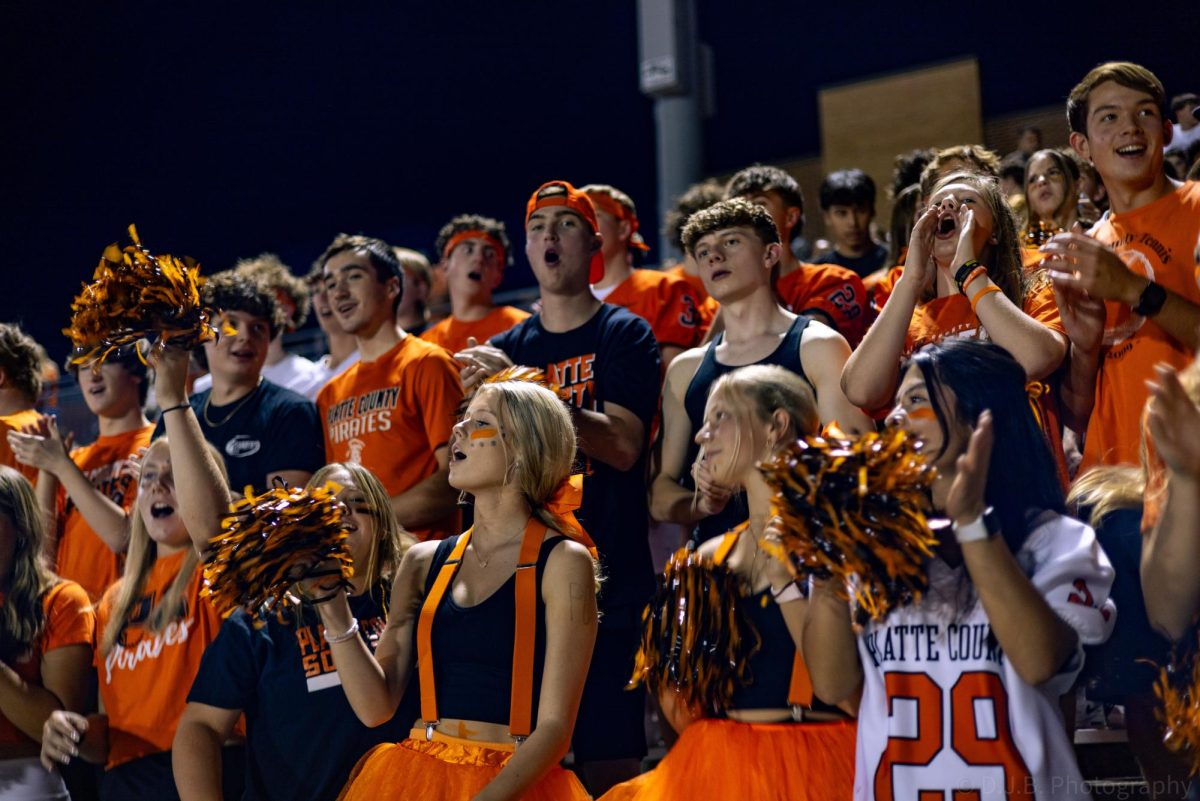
left=775, top=262, right=868, bottom=347
left=95, top=549, right=222, bottom=770
left=664, top=265, right=719, bottom=329
left=0, top=581, right=94, bottom=750
left=317, top=335, right=464, bottom=540
left=420, top=305, right=531, bottom=355
left=0, top=408, right=44, bottom=484
left=1081, top=182, right=1200, bottom=471
left=601, top=268, right=708, bottom=349
left=57, top=426, right=154, bottom=602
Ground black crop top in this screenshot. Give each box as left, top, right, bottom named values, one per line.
left=682, top=315, right=813, bottom=543
left=421, top=533, right=566, bottom=727
left=728, top=586, right=841, bottom=715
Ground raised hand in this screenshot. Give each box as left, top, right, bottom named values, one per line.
left=1050, top=276, right=1107, bottom=355
left=1040, top=232, right=1145, bottom=307
left=951, top=205, right=978, bottom=273
left=453, top=336, right=514, bottom=391
left=1146, top=362, right=1200, bottom=479
left=944, top=410, right=995, bottom=526
left=6, top=414, right=71, bottom=475
left=898, top=204, right=940, bottom=294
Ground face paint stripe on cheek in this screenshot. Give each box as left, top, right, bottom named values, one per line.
left=908, top=408, right=937, bottom=421
left=469, top=427, right=499, bottom=444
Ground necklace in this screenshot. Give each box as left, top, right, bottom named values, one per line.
left=202, top=378, right=263, bottom=427
left=469, top=524, right=526, bottom=568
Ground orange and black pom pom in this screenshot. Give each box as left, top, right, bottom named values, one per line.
left=201, top=482, right=352, bottom=622
left=628, top=548, right=759, bottom=717
left=760, top=428, right=938, bottom=621
left=1155, top=631, right=1200, bottom=775
left=63, top=224, right=218, bottom=366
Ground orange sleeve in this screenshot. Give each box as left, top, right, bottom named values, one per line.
left=1022, top=278, right=1066, bottom=336
left=411, top=348, right=464, bottom=453
left=783, top=264, right=868, bottom=346
left=42, top=581, right=96, bottom=652
left=649, top=277, right=706, bottom=349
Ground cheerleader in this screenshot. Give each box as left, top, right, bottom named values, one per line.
left=805, top=339, right=1115, bottom=800
left=314, top=376, right=596, bottom=801
left=0, top=467, right=94, bottom=801
left=603, top=364, right=856, bottom=801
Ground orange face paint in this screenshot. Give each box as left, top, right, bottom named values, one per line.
left=908, top=408, right=936, bottom=421
left=469, top=427, right=499, bottom=440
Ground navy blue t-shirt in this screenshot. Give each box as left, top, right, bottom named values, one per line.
left=813, top=243, right=890, bottom=278
left=154, top=379, right=324, bottom=495
left=491, top=304, right=661, bottom=622
left=187, top=590, right=416, bottom=801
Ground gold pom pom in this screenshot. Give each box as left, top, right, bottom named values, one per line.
left=1155, top=634, right=1200, bottom=775
left=63, top=225, right=218, bottom=367
left=201, top=482, right=352, bottom=621
left=760, top=428, right=938, bottom=621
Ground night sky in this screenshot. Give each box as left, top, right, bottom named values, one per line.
left=3, top=1, right=1195, bottom=362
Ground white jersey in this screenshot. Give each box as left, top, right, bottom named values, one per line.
left=854, top=512, right=1115, bottom=801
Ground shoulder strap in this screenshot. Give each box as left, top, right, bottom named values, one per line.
left=416, top=531, right=472, bottom=734
left=509, top=518, right=549, bottom=740
left=787, top=650, right=814, bottom=708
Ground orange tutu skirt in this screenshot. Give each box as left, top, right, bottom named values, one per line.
left=599, top=717, right=857, bottom=801
left=337, top=729, right=590, bottom=801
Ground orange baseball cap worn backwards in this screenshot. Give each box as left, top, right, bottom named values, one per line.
left=525, top=181, right=606, bottom=284
left=584, top=189, right=651, bottom=253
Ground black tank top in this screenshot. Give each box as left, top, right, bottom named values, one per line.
left=728, top=587, right=838, bottom=715
left=422, top=533, right=566, bottom=726
left=682, top=315, right=813, bottom=543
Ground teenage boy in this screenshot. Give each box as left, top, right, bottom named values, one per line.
left=1044, top=61, right=1200, bottom=471
left=420, top=214, right=529, bottom=355
left=393, top=247, right=434, bottom=335
left=0, top=323, right=45, bottom=483
left=193, top=255, right=325, bottom=398
left=318, top=234, right=463, bottom=541
left=815, top=168, right=889, bottom=277
left=455, top=180, right=661, bottom=795
left=156, top=271, right=324, bottom=494
left=725, top=165, right=868, bottom=346
left=1165, top=93, right=1199, bottom=155
left=304, top=262, right=360, bottom=399
left=649, top=198, right=872, bottom=544
left=8, top=347, right=153, bottom=601
left=583, top=183, right=707, bottom=365
left=662, top=179, right=724, bottom=326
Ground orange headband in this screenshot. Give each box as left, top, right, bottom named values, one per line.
left=443, top=230, right=507, bottom=270
left=586, top=192, right=650, bottom=253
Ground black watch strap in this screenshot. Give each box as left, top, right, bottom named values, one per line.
left=1133, top=280, right=1167, bottom=317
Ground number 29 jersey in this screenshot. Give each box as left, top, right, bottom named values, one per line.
left=854, top=512, right=1116, bottom=801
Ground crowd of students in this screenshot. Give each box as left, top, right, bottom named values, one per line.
left=0, top=59, right=1198, bottom=801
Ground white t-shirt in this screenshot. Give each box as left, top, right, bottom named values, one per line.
left=854, top=512, right=1115, bottom=801
left=306, top=350, right=360, bottom=401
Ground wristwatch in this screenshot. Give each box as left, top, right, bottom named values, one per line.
left=1133, top=280, right=1167, bottom=317
left=953, top=506, right=1000, bottom=544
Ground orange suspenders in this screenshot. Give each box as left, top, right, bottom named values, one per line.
left=416, top=518, right=549, bottom=743
left=712, top=526, right=813, bottom=709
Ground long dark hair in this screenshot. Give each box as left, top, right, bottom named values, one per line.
left=907, top=339, right=1064, bottom=553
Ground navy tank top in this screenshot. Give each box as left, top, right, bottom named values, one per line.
left=682, top=315, right=813, bottom=543
left=422, top=533, right=566, bottom=726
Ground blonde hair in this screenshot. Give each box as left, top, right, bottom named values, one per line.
left=101, top=438, right=228, bottom=655
left=1069, top=360, right=1200, bottom=526
left=308, top=462, right=414, bottom=599
left=0, top=467, right=57, bottom=662
left=929, top=171, right=1026, bottom=308
left=477, top=381, right=578, bottom=537
left=705, top=365, right=819, bottom=487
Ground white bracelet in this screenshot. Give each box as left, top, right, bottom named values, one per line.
left=323, top=619, right=360, bottom=644
left=772, top=582, right=805, bottom=603
left=953, top=514, right=990, bottom=544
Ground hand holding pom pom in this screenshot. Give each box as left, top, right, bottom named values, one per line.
left=760, top=428, right=938, bottom=621
left=202, top=482, right=353, bottom=622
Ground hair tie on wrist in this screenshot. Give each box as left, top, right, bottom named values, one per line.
left=961, top=266, right=989, bottom=295
left=160, top=402, right=190, bottom=416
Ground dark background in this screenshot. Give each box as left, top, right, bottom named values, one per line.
left=3, top=1, right=1195, bottom=362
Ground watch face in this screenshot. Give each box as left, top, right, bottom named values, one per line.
left=982, top=507, right=1001, bottom=537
